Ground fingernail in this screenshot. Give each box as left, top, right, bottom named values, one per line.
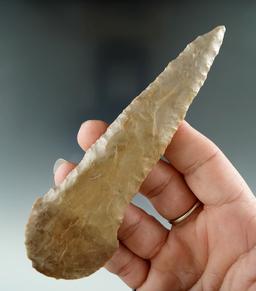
left=53, top=158, right=67, bottom=174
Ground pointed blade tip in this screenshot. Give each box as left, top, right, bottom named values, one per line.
left=213, top=25, right=226, bottom=39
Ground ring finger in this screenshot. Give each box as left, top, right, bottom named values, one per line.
left=140, top=159, right=197, bottom=221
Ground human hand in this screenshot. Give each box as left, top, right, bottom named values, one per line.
left=54, top=120, right=256, bottom=291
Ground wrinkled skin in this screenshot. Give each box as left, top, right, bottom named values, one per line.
left=54, top=120, right=256, bottom=291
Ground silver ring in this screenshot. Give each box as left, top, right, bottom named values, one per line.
left=169, top=201, right=202, bottom=225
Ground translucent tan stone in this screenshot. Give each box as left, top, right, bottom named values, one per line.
left=25, top=26, right=225, bottom=279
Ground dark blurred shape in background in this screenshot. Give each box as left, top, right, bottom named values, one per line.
left=0, top=2, right=256, bottom=291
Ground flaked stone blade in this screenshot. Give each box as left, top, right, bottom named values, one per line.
left=25, top=26, right=225, bottom=279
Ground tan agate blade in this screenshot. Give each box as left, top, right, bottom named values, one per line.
left=25, top=26, right=225, bottom=279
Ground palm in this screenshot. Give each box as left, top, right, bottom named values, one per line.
left=147, top=199, right=256, bottom=290
left=54, top=120, right=256, bottom=291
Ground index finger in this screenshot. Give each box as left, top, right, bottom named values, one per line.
left=164, top=121, right=253, bottom=206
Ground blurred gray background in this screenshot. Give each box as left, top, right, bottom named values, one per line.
left=1, top=1, right=256, bottom=291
